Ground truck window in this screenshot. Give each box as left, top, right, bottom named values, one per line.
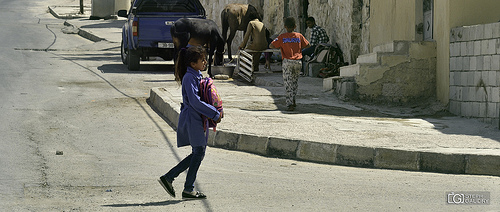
left=136, top=0, right=199, bottom=13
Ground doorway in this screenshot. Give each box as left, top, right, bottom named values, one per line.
left=423, top=0, right=433, bottom=41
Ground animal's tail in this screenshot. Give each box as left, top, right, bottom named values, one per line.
left=220, top=8, right=229, bottom=43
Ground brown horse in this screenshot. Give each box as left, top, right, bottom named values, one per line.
left=171, top=18, right=225, bottom=77
left=221, top=4, right=262, bottom=60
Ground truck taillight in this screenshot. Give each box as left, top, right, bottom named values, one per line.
left=132, top=21, right=138, bottom=37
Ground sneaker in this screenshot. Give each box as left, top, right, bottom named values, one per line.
left=158, top=176, right=175, bottom=198
left=182, top=191, right=207, bottom=199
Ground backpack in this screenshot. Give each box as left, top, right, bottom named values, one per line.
left=199, top=77, right=223, bottom=132
left=310, top=43, right=349, bottom=78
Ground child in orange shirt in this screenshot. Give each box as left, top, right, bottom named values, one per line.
left=269, top=17, right=310, bottom=111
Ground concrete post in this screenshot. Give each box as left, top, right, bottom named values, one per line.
left=115, top=0, right=131, bottom=12
left=90, top=0, right=130, bottom=19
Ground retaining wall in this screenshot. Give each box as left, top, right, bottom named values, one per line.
left=449, top=22, right=500, bottom=126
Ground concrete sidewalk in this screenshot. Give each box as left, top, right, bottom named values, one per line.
left=49, top=5, right=500, bottom=177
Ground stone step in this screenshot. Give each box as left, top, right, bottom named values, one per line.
left=373, top=42, right=395, bottom=53
left=339, top=63, right=360, bottom=77
left=372, top=40, right=411, bottom=54
left=356, top=52, right=378, bottom=64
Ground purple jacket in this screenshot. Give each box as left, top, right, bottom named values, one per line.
left=177, top=67, right=220, bottom=147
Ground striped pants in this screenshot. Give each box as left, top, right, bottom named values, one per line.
left=282, top=58, right=302, bottom=107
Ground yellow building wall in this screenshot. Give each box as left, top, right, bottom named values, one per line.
left=369, top=0, right=417, bottom=50
left=434, top=0, right=500, bottom=103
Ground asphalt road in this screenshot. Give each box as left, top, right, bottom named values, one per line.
left=0, top=0, right=499, bottom=211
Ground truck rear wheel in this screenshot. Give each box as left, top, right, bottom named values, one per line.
left=121, top=41, right=128, bottom=65
left=127, top=50, right=140, bottom=71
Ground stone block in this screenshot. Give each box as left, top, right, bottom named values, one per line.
left=497, top=38, right=500, bottom=54
left=297, top=142, right=337, bottom=164
left=488, top=71, right=497, bottom=86
left=479, top=102, right=487, bottom=117
left=470, top=56, right=477, bottom=71
left=213, top=130, right=239, bottom=150
left=472, top=102, right=481, bottom=117
left=492, top=87, right=500, bottom=102
left=449, top=86, right=457, bottom=100
left=482, top=71, right=489, bottom=85
left=493, top=23, right=500, bottom=38
left=484, top=23, right=494, bottom=39
left=449, top=57, right=457, bottom=71
left=489, top=39, right=497, bottom=54
left=450, top=27, right=461, bottom=42
left=449, top=100, right=461, bottom=115
left=149, top=87, right=180, bottom=128
left=336, top=145, right=375, bottom=168
left=456, top=86, right=463, bottom=101
left=476, top=56, right=484, bottom=70
left=461, top=26, right=471, bottom=41
left=374, top=148, right=419, bottom=171
left=461, top=87, right=469, bottom=102
left=461, top=101, right=472, bottom=117
left=341, top=81, right=356, bottom=98
left=207, top=130, right=216, bottom=146
left=463, top=56, right=470, bottom=70
left=449, top=72, right=455, bottom=85
left=450, top=43, right=461, bottom=57
left=460, top=72, right=468, bottom=86
left=474, top=41, right=481, bottom=56
left=466, top=155, right=500, bottom=176
left=322, top=76, right=336, bottom=91
left=474, top=71, right=482, bottom=86
left=267, top=137, right=299, bottom=158
left=484, top=55, right=491, bottom=70
left=481, top=39, right=496, bottom=55
left=237, top=134, right=269, bottom=155
left=491, top=55, right=500, bottom=71
left=420, top=152, right=466, bottom=174
left=475, top=86, right=485, bottom=102
left=460, top=42, right=468, bottom=56
left=475, top=24, right=485, bottom=40
left=451, top=71, right=460, bottom=86
left=308, top=62, right=325, bottom=77
left=466, top=72, right=474, bottom=86
left=487, top=102, right=498, bottom=118
left=456, top=57, right=463, bottom=71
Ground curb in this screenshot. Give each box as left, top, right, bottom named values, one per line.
left=62, top=21, right=106, bottom=42
left=150, top=87, right=500, bottom=177
left=48, top=6, right=90, bottom=19
left=48, top=6, right=106, bottom=42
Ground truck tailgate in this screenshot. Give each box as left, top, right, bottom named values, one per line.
left=137, top=16, right=177, bottom=44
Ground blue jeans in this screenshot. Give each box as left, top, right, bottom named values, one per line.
left=302, top=45, right=316, bottom=57
left=301, top=45, right=317, bottom=73
left=163, top=146, right=206, bottom=192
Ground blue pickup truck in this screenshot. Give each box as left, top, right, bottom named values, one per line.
left=118, top=0, right=206, bottom=70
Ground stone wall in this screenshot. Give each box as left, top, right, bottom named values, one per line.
left=303, top=0, right=370, bottom=64
left=198, top=0, right=370, bottom=65
left=200, top=0, right=247, bottom=56
left=449, top=22, right=500, bottom=125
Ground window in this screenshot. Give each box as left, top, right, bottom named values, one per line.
left=136, top=0, right=201, bottom=13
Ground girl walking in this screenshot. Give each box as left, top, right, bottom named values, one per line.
left=158, top=46, right=222, bottom=199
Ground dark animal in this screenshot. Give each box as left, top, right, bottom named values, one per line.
left=171, top=18, right=225, bottom=77
left=221, top=4, right=262, bottom=60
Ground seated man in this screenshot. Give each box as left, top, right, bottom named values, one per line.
left=302, top=16, right=330, bottom=58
